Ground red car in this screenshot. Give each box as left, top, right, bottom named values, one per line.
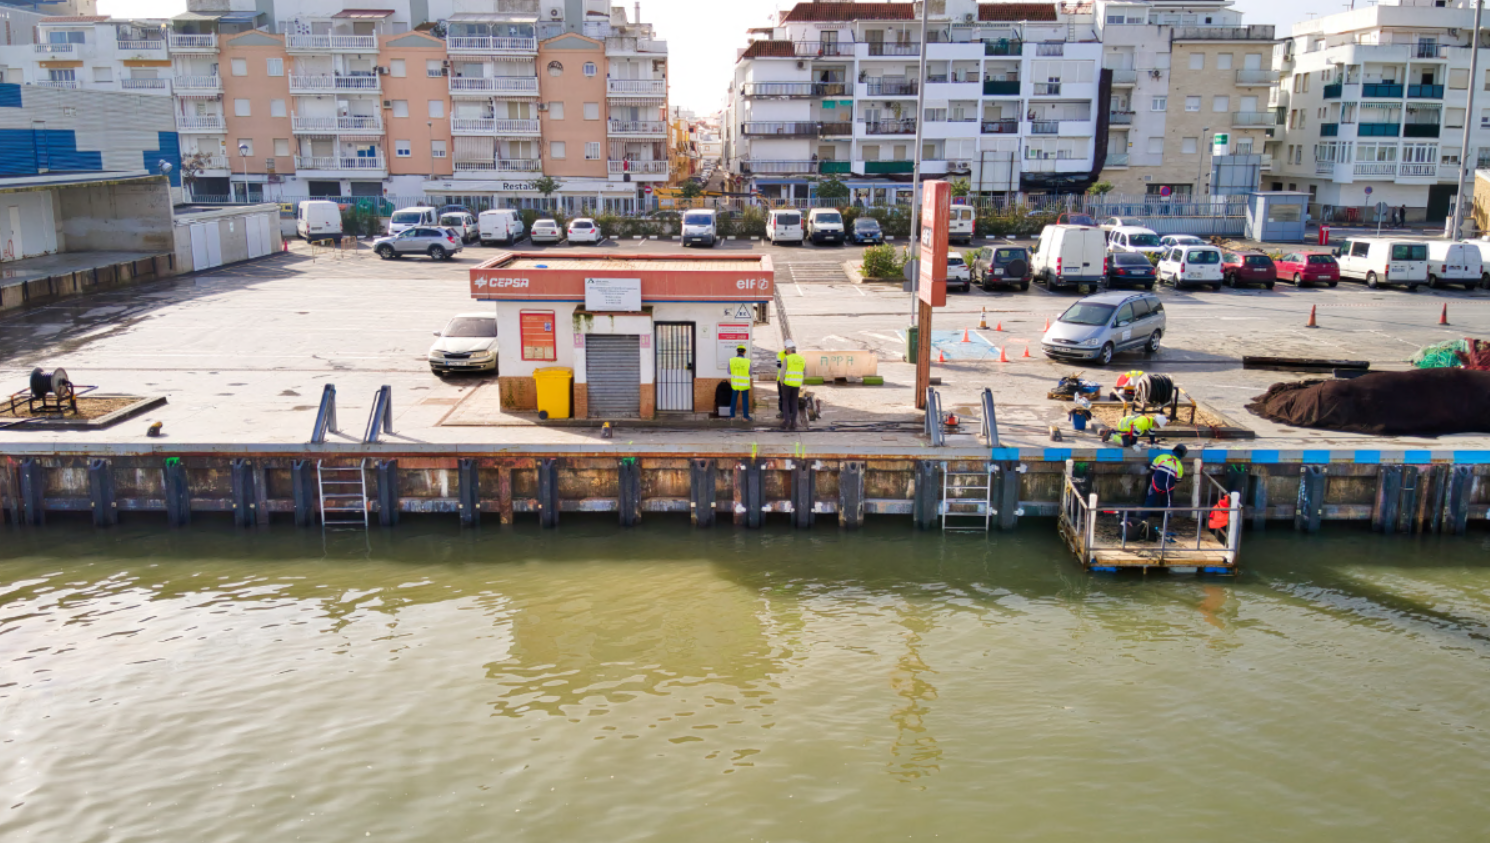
left=1274, top=251, right=1341, bottom=287
left=1221, top=251, right=1277, bottom=289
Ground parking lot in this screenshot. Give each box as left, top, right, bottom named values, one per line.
left=2, top=232, right=1489, bottom=450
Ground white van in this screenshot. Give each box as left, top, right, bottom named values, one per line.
left=478, top=208, right=525, bottom=246
left=948, top=205, right=976, bottom=245
left=1469, top=239, right=1490, bottom=287
left=1106, top=225, right=1163, bottom=257
left=1335, top=238, right=1428, bottom=290
left=388, top=205, right=437, bottom=236
left=296, top=200, right=343, bottom=241
left=1425, top=240, right=1482, bottom=290
left=681, top=208, right=718, bottom=247
left=767, top=209, right=804, bottom=244
left=807, top=208, right=845, bottom=245
left=1031, top=224, right=1107, bottom=290
left=1157, top=244, right=1224, bottom=289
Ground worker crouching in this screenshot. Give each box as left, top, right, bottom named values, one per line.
left=1102, top=413, right=1167, bottom=448
left=1125, top=444, right=1188, bottom=540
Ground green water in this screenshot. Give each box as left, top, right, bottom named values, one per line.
left=3, top=519, right=1489, bottom=842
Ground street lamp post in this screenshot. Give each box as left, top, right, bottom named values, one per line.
left=237, top=142, right=249, bottom=202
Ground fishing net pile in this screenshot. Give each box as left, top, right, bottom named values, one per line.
left=1410, top=337, right=1490, bottom=370
left=1245, top=368, right=1490, bottom=436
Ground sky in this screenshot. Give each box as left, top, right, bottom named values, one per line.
left=100, top=0, right=1307, bottom=116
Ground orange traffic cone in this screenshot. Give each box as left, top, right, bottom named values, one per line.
left=979, top=307, right=988, bottom=329
left=1306, top=305, right=1317, bottom=328
left=995, top=321, right=1003, bottom=332
left=1022, top=343, right=1032, bottom=358
left=998, top=345, right=1009, bottom=363
left=962, top=327, right=971, bottom=342
left=1043, top=316, right=1051, bottom=331
left=938, top=348, right=946, bottom=363
left=1439, top=303, right=1449, bottom=326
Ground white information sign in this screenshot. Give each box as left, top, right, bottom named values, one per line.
left=584, top=277, right=642, bottom=312
left=717, top=322, right=751, bottom=372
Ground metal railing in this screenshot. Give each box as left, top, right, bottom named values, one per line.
left=740, top=160, right=816, bottom=174
left=312, top=384, right=338, bottom=444
left=286, top=34, right=378, bottom=52
left=1032, top=82, right=1062, bottom=95
left=607, top=120, right=666, bottom=135
left=1236, top=69, right=1280, bottom=86
left=449, top=76, right=539, bottom=94
left=741, top=121, right=818, bottom=136
left=607, top=79, right=667, bottom=95
left=453, top=158, right=543, bottom=172
left=1231, top=111, right=1273, bottom=127
left=1408, top=84, right=1444, bottom=98
left=1029, top=120, right=1059, bottom=134
left=295, top=155, right=387, bottom=170
left=34, top=44, right=74, bottom=53
left=1354, top=162, right=1397, bottom=176
left=168, top=34, right=216, bottom=50
left=35, top=80, right=81, bottom=89
left=1109, top=69, right=1137, bottom=85
left=121, top=79, right=170, bottom=90
left=173, top=75, right=221, bottom=90
left=794, top=40, right=855, bottom=57
left=290, top=74, right=380, bottom=92
left=983, top=39, right=1022, bottom=56
left=1316, top=161, right=1336, bottom=174
left=1171, top=25, right=1275, bottom=41
left=1109, top=110, right=1134, bottom=125
left=865, top=79, right=918, bottom=96
left=1361, top=82, right=1404, bottom=98
left=608, top=160, right=667, bottom=174
left=818, top=121, right=853, bottom=135
left=862, top=118, right=916, bottom=134
left=446, top=36, right=538, bottom=53
left=177, top=115, right=225, bottom=130
left=1400, top=163, right=1437, bottom=177
left=117, top=40, right=164, bottom=51
left=191, top=155, right=229, bottom=169
left=1036, top=42, right=1065, bottom=56
left=867, top=42, right=920, bottom=56
left=292, top=115, right=384, bottom=133
left=1106, top=153, right=1130, bottom=166
left=741, top=81, right=815, bottom=97
left=1059, top=460, right=1242, bottom=570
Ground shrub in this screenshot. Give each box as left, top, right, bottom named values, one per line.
left=340, top=204, right=381, bottom=238
left=861, top=243, right=904, bottom=279
left=736, top=207, right=767, bottom=238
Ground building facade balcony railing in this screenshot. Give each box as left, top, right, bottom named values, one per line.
left=1171, top=25, right=1275, bottom=41
left=1106, top=152, right=1129, bottom=167
left=1320, top=123, right=1340, bottom=136
left=174, top=75, right=221, bottom=91
left=121, top=78, right=170, bottom=91
left=1403, top=122, right=1440, bottom=138
left=1032, top=82, right=1061, bottom=95
left=983, top=79, right=1020, bottom=96
left=1322, top=82, right=1343, bottom=99
left=741, top=81, right=816, bottom=97
left=177, top=114, right=225, bottom=131
left=740, top=159, right=816, bottom=174
left=446, top=36, right=538, bottom=54
left=117, top=40, right=165, bottom=52
left=291, top=115, right=385, bottom=133
left=861, top=118, right=916, bottom=134
left=1358, top=122, right=1400, bottom=136
left=793, top=40, right=855, bottom=57
left=168, top=33, right=217, bottom=50
left=863, top=160, right=913, bottom=174
left=1361, top=83, right=1404, bottom=98
left=35, top=80, right=81, bottom=89
left=1232, top=111, right=1273, bottom=127
left=1109, top=69, right=1137, bottom=85
left=1029, top=120, right=1059, bottom=134
left=1408, top=84, right=1444, bottom=99
left=1036, top=42, right=1065, bottom=56
left=741, top=121, right=818, bottom=136
left=1316, top=160, right=1335, bottom=174
left=866, top=42, right=920, bottom=56
left=453, top=159, right=543, bottom=173
left=1415, top=43, right=1449, bottom=59
left=1354, top=162, right=1396, bottom=177
left=33, top=44, right=73, bottom=53
left=607, top=79, right=667, bottom=96
left=191, top=155, right=229, bottom=170
left=818, top=160, right=850, bottom=174
left=981, top=118, right=1018, bottom=134
left=818, top=121, right=853, bottom=135
left=295, top=155, right=386, bottom=171
left=608, top=120, right=666, bottom=135
left=608, top=159, right=668, bottom=174
left=290, top=74, right=381, bottom=93
left=1400, top=162, right=1437, bottom=177
left=449, top=76, right=540, bottom=95
left=1108, top=110, right=1134, bottom=125
left=285, top=34, right=378, bottom=53
left=983, top=39, right=1022, bottom=56
left=1236, top=69, right=1280, bottom=86
left=864, top=79, right=917, bottom=96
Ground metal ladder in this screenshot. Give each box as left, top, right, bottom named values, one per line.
left=941, top=462, right=995, bottom=532
left=317, top=459, right=369, bottom=530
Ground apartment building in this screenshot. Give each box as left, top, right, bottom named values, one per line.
left=1094, top=0, right=1275, bottom=197
left=724, top=0, right=1106, bottom=204
left=0, top=0, right=669, bottom=209
left=1270, top=0, right=1486, bottom=220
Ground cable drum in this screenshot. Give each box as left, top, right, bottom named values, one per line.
left=1135, top=373, right=1174, bottom=407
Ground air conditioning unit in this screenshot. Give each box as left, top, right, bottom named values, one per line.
left=796, top=60, right=806, bottom=70
left=964, top=13, right=974, bottom=23
left=1149, top=69, right=1162, bottom=79
left=546, top=5, right=562, bottom=20
left=374, top=65, right=388, bottom=75
left=382, top=99, right=392, bottom=108
left=537, top=102, right=549, bottom=111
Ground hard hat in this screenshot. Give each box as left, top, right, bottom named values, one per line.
left=784, top=339, right=797, bottom=349
left=1173, top=444, right=1189, bottom=458
left=736, top=344, right=747, bottom=351
left=1154, top=415, right=1169, bottom=428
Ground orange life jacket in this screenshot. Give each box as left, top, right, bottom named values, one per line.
left=1207, top=499, right=1230, bottom=530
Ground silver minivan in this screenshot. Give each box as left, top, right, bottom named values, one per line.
left=1041, top=290, right=1166, bottom=366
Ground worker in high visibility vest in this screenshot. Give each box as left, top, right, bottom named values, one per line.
left=775, top=339, right=796, bottom=420
left=728, top=344, right=752, bottom=421
left=1113, top=369, right=1145, bottom=402
left=1104, top=413, right=1167, bottom=447
left=780, top=343, right=806, bottom=431
left=1126, top=444, right=1187, bottom=538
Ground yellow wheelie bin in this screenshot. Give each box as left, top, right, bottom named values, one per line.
left=533, top=367, right=573, bottom=419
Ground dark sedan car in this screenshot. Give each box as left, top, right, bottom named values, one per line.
left=850, top=217, right=884, bottom=245
left=972, top=245, right=1031, bottom=291
left=1104, top=250, right=1157, bottom=289
left=1221, top=251, right=1278, bottom=289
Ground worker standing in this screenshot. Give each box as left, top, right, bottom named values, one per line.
left=728, top=344, right=752, bottom=421
left=776, top=339, right=797, bottom=419
left=1113, top=369, right=1145, bottom=402
left=780, top=343, right=806, bottom=431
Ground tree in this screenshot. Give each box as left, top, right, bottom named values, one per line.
left=816, top=176, right=849, bottom=201
left=949, top=178, right=971, bottom=198
left=678, top=180, right=704, bottom=200
left=531, top=175, right=562, bottom=198
left=1086, top=180, right=1115, bottom=196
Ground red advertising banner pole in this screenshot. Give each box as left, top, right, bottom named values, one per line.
left=914, top=180, right=951, bottom=410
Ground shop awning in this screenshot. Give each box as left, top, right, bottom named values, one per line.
left=338, top=134, right=384, bottom=142
left=332, top=9, right=394, bottom=18
left=609, top=97, right=666, bottom=108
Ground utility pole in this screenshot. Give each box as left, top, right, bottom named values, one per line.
left=1450, top=0, right=1483, bottom=239
left=907, top=0, right=931, bottom=330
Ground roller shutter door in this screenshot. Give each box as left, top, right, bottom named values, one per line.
left=584, top=334, right=641, bottom=418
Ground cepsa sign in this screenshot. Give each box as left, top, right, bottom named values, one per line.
left=468, top=254, right=776, bottom=302
left=918, top=180, right=951, bottom=307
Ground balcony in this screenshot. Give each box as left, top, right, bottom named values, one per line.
left=1316, top=161, right=1335, bottom=174
left=1320, top=123, right=1339, bottom=136
left=818, top=160, right=850, bottom=174
left=116, top=39, right=165, bottom=52
left=295, top=155, right=387, bottom=172
left=453, top=158, right=543, bottom=174
left=981, top=118, right=1018, bottom=134
left=1322, top=82, right=1342, bottom=99
left=446, top=36, right=538, bottom=55
left=862, top=119, right=916, bottom=135
left=1029, top=120, right=1059, bottom=135
left=174, top=75, right=222, bottom=92
left=190, top=155, right=229, bottom=170
left=740, top=159, right=815, bottom=175
left=289, top=74, right=381, bottom=93
left=168, top=33, right=217, bottom=51
left=1032, top=82, right=1061, bottom=96
left=1358, top=122, right=1400, bottom=136
left=741, top=121, right=817, bottom=136
left=121, top=78, right=170, bottom=91
left=862, top=160, right=913, bottom=174
left=607, top=160, right=668, bottom=174
left=1106, top=153, right=1129, bottom=167
left=741, top=81, right=815, bottom=97
left=1035, top=43, right=1065, bottom=56
left=1171, top=25, right=1275, bottom=41
left=1361, top=83, right=1404, bottom=98
left=864, top=79, right=917, bottom=96
left=982, top=39, right=1022, bottom=57
left=793, top=41, right=855, bottom=58
left=177, top=114, right=225, bottom=131
left=1414, top=43, right=1449, bottom=59
left=1109, top=110, right=1134, bottom=125
left=866, top=42, right=919, bottom=57
left=1408, top=84, right=1444, bottom=99
left=605, top=36, right=667, bottom=54
left=35, top=80, right=80, bottom=89
left=1109, top=69, right=1137, bottom=86
left=1232, top=111, right=1273, bottom=127
left=818, top=121, right=853, bottom=136
left=983, top=80, right=1020, bottom=96
left=449, top=76, right=540, bottom=95
left=1400, top=162, right=1438, bottom=177
left=1235, top=69, right=1280, bottom=87
left=607, top=79, right=667, bottom=96
left=1354, top=162, right=1397, bottom=177
left=34, top=43, right=75, bottom=54
left=291, top=115, right=385, bottom=133
left=608, top=120, right=666, bottom=136
left=1404, top=122, right=1440, bottom=138
left=285, top=34, right=378, bottom=53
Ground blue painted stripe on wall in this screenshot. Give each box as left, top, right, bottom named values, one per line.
left=1201, top=449, right=1228, bottom=462
left=1301, top=450, right=1332, bottom=464
left=1043, top=448, right=1072, bottom=462
left=1251, top=450, right=1280, bottom=464
left=0, top=128, right=102, bottom=176
left=1405, top=450, right=1433, bottom=464
left=1095, top=448, right=1124, bottom=462
left=0, top=83, right=21, bottom=108
left=143, top=131, right=182, bottom=187
left=1353, top=450, right=1382, bottom=464
left=989, top=448, right=1019, bottom=461
left=1454, top=451, right=1490, bottom=464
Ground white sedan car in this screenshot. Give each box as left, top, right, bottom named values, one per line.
left=567, top=217, right=603, bottom=244
left=428, top=312, right=498, bottom=375
left=530, top=218, right=562, bottom=244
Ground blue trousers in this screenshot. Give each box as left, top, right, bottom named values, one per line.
left=730, top=388, right=751, bottom=420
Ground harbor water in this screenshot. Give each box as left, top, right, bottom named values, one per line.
left=3, top=519, right=1489, bottom=842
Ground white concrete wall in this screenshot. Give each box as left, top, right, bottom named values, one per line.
left=0, top=190, right=58, bottom=260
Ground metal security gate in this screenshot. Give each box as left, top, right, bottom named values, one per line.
left=654, top=322, right=695, bottom=412
left=584, top=334, right=641, bottom=418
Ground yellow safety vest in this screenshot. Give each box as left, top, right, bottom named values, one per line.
left=1118, top=415, right=1155, bottom=436
left=728, top=355, right=752, bottom=390
left=776, top=350, right=787, bottom=383
left=783, top=352, right=806, bottom=387
left=1151, top=453, right=1184, bottom=480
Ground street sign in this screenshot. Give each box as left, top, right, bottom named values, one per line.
left=644, top=184, right=653, bottom=195
left=1212, top=132, right=1230, bottom=156
left=1364, top=186, right=1373, bottom=196
left=1159, top=185, right=1172, bottom=198
left=1375, top=201, right=1389, bottom=221
left=917, top=180, right=951, bottom=308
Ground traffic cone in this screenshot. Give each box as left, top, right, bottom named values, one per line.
left=1306, top=305, right=1317, bottom=328
left=962, top=327, right=971, bottom=342
left=1043, top=316, right=1051, bottom=331
left=1439, top=303, right=1449, bottom=326
left=1022, top=343, right=1032, bottom=358
left=938, top=348, right=946, bottom=364
left=979, top=307, right=988, bottom=329
left=995, top=321, right=1003, bottom=332
left=998, top=345, right=1009, bottom=363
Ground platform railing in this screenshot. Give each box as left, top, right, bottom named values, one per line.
left=924, top=387, right=945, bottom=447
left=311, top=384, right=338, bottom=443
left=1059, top=460, right=1242, bottom=567
left=364, top=385, right=393, bottom=444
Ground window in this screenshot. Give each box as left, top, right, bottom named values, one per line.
left=1350, top=241, right=1369, bottom=258
left=236, top=139, right=253, bottom=156
left=548, top=60, right=563, bottom=76
left=520, top=310, right=557, bottom=361
left=392, top=100, right=408, bottom=118
left=431, top=139, right=446, bottom=158
left=92, top=66, right=111, bottom=83
left=585, top=141, right=600, bottom=159
left=266, top=58, right=283, bottom=77
left=273, top=138, right=289, bottom=156
left=1146, top=136, right=1163, bottom=155
left=390, top=58, right=405, bottom=77
left=1216, top=53, right=1233, bottom=70
left=1151, top=96, right=1166, bottom=111
left=550, top=140, right=565, bottom=158
left=1189, top=52, right=1204, bottom=70
left=428, top=100, right=444, bottom=118
left=1236, top=137, right=1253, bottom=154
left=1185, top=96, right=1200, bottom=112
left=583, top=62, right=597, bottom=76
left=583, top=102, right=599, bottom=120
left=1213, top=95, right=1229, bottom=112
left=395, top=139, right=411, bottom=157
left=548, top=102, right=564, bottom=119
left=270, top=98, right=286, bottom=117
left=234, top=98, right=251, bottom=117
left=1182, top=136, right=1198, bottom=154
left=230, top=58, right=247, bottom=76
